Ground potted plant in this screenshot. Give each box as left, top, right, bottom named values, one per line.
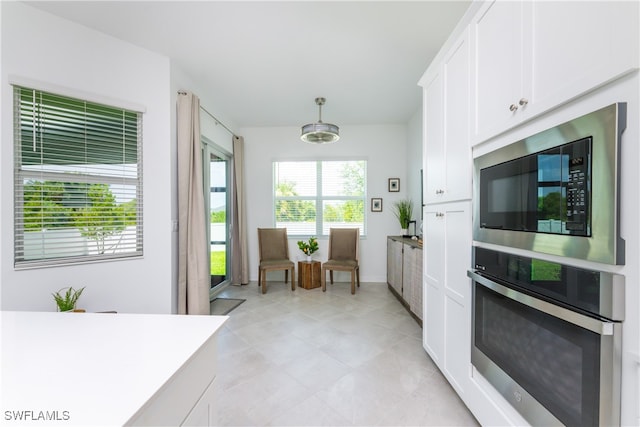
left=297, top=237, right=319, bottom=261
left=392, top=199, right=414, bottom=234
left=52, top=286, right=86, bottom=312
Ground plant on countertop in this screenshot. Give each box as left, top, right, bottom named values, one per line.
left=52, top=286, right=85, bottom=312
left=392, top=199, right=414, bottom=230
left=297, top=237, right=319, bottom=256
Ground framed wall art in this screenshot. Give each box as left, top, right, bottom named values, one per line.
left=388, top=178, right=400, bottom=192
left=371, top=198, right=383, bottom=212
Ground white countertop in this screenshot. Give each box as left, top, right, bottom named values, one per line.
left=1, top=311, right=227, bottom=426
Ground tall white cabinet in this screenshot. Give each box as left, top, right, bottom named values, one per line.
left=421, top=26, right=473, bottom=398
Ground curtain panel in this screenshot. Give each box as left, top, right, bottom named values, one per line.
left=177, top=91, right=209, bottom=315
left=232, top=135, right=249, bottom=285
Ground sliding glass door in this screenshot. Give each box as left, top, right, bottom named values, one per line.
left=202, top=138, right=231, bottom=297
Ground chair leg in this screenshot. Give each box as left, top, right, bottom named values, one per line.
left=258, top=268, right=261, bottom=288
left=351, top=271, right=355, bottom=295
left=356, top=268, right=360, bottom=287
left=291, top=266, right=295, bottom=291
left=285, top=269, right=289, bottom=284
left=330, top=270, right=334, bottom=284
left=321, top=267, right=327, bottom=292
left=261, top=270, right=267, bottom=294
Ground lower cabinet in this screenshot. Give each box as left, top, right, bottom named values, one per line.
left=422, top=201, right=472, bottom=396
left=387, top=236, right=423, bottom=323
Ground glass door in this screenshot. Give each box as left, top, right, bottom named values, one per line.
left=202, top=138, right=231, bottom=297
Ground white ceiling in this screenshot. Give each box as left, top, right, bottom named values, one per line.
left=27, top=1, right=471, bottom=129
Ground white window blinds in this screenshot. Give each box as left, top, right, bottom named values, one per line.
left=13, top=86, right=143, bottom=268
left=273, top=160, right=366, bottom=236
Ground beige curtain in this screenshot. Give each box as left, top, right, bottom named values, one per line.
left=231, top=135, right=249, bottom=285
left=177, top=91, right=209, bottom=315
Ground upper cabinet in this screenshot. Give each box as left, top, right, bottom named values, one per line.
left=423, top=28, right=471, bottom=204
left=471, top=0, right=640, bottom=144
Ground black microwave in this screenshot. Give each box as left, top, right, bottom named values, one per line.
left=473, top=103, right=626, bottom=265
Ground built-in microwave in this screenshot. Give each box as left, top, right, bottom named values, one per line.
left=473, top=103, right=626, bottom=265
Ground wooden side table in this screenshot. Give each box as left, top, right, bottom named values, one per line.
left=298, top=260, right=321, bottom=290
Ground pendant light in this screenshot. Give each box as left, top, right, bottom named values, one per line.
left=301, top=97, right=340, bottom=144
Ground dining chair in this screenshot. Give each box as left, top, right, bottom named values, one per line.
left=257, top=228, right=295, bottom=294
left=321, top=228, right=360, bottom=295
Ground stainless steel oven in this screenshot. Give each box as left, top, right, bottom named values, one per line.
left=473, top=103, right=626, bottom=265
left=468, top=247, right=624, bottom=426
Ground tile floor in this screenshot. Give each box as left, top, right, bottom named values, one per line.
left=211, top=280, right=479, bottom=426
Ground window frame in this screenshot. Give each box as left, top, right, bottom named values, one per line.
left=13, top=85, right=144, bottom=269
left=272, top=159, right=367, bottom=238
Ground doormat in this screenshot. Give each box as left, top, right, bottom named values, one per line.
left=210, top=298, right=246, bottom=315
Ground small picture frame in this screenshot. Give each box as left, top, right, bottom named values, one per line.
left=388, top=178, right=400, bottom=192
left=371, top=198, right=383, bottom=212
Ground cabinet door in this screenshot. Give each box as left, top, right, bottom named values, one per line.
left=423, top=71, right=444, bottom=204
left=471, top=0, right=523, bottom=141
left=182, top=378, right=216, bottom=426
left=402, top=243, right=416, bottom=300
left=423, top=202, right=471, bottom=386
left=422, top=208, right=445, bottom=362
left=387, top=238, right=403, bottom=295
left=527, top=1, right=639, bottom=118
left=423, top=209, right=444, bottom=287
left=442, top=202, right=472, bottom=396
left=443, top=29, right=472, bottom=202
left=410, top=247, right=423, bottom=320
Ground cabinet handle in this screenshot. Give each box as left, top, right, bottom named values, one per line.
left=509, top=104, right=518, bottom=112
left=519, top=98, right=529, bottom=106
left=435, top=189, right=444, bottom=195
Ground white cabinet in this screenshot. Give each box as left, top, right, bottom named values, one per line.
left=423, top=70, right=444, bottom=204
left=422, top=202, right=472, bottom=396
left=182, top=378, right=216, bottom=427
left=471, top=0, right=639, bottom=143
left=471, top=0, right=523, bottom=141
left=423, top=28, right=471, bottom=204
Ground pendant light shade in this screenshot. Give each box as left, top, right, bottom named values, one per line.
left=301, top=97, right=340, bottom=144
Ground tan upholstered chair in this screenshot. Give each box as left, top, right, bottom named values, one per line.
left=257, top=228, right=295, bottom=294
left=321, top=228, right=360, bottom=295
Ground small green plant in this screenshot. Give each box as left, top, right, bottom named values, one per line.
left=393, top=199, right=414, bottom=229
left=297, top=237, right=319, bottom=256
left=52, top=286, right=85, bottom=312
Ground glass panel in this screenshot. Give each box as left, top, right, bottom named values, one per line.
left=209, top=153, right=227, bottom=289
left=475, top=285, right=600, bottom=426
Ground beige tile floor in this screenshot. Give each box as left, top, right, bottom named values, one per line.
left=211, top=280, right=479, bottom=426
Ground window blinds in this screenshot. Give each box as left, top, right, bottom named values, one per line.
left=13, top=86, right=143, bottom=268
left=273, top=160, right=366, bottom=236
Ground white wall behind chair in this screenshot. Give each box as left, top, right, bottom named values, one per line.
left=1, top=3, right=173, bottom=313
left=240, top=124, right=409, bottom=283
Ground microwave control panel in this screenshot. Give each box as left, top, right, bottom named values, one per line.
left=565, top=139, right=590, bottom=234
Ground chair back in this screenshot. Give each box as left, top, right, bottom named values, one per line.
left=328, top=228, right=359, bottom=262
left=258, top=228, right=290, bottom=261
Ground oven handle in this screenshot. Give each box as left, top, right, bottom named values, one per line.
left=467, top=269, right=615, bottom=336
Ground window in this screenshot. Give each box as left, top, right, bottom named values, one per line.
left=13, top=86, right=143, bottom=268
left=273, top=160, right=366, bottom=236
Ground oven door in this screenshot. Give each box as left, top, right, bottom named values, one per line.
left=468, top=270, right=621, bottom=427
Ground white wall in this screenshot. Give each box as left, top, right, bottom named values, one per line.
left=1, top=3, right=173, bottom=314
left=240, top=124, right=409, bottom=283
